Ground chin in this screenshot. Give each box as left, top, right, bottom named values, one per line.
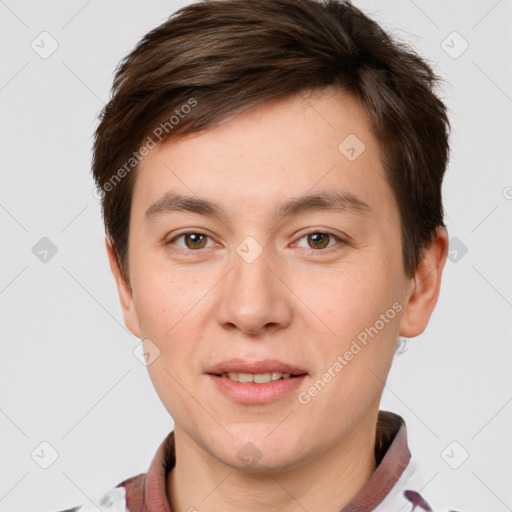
left=212, top=430, right=308, bottom=474
left=226, top=450, right=305, bottom=474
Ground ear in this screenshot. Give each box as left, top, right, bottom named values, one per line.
left=398, top=227, right=449, bottom=338
left=105, top=236, right=141, bottom=338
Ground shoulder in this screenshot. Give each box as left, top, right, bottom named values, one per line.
left=52, top=473, right=145, bottom=512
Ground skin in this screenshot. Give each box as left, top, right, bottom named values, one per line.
left=106, top=87, right=448, bottom=512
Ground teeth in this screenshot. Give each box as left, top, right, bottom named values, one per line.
left=238, top=372, right=254, bottom=383
left=222, top=371, right=294, bottom=383
left=254, top=373, right=272, bottom=383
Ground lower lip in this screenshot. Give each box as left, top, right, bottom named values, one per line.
left=207, top=374, right=307, bottom=404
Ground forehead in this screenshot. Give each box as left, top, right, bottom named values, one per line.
left=132, top=88, right=392, bottom=221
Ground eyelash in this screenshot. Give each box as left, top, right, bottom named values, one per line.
left=166, top=231, right=346, bottom=254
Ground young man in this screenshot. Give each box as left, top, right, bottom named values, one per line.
left=58, top=0, right=461, bottom=510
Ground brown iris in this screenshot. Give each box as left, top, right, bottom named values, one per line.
left=184, top=233, right=208, bottom=249
left=307, top=233, right=330, bottom=249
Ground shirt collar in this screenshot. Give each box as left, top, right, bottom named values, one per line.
left=339, top=411, right=411, bottom=511
left=120, top=410, right=410, bottom=512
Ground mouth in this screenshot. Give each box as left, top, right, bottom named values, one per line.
left=205, top=359, right=308, bottom=404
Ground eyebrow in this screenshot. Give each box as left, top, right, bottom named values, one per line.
left=144, top=190, right=371, bottom=222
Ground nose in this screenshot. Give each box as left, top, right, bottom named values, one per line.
left=214, top=245, right=293, bottom=336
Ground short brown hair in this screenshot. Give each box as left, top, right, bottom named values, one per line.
left=92, top=0, right=450, bottom=283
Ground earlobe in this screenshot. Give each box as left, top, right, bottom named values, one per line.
left=105, top=236, right=141, bottom=338
left=398, top=227, right=449, bottom=338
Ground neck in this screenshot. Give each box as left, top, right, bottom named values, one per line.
left=167, top=411, right=379, bottom=512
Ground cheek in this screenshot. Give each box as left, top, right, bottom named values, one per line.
left=132, top=263, right=210, bottom=419
left=295, top=270, right=400, bottom=434
left=293, top=257, right=400, bottom=340
left=130, top=253, right=220, bottom=375
left=293, top=258, right=402, bottom=398
left=131, top=254, right=204, bottom=337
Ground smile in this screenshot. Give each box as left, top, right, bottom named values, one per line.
left=217, top=371, right=295, bottom=383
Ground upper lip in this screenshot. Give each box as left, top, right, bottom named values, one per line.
left=206, top=359, right=308, bottom=375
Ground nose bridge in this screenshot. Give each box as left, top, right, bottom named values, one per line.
left=232, top=245, right=273, bottom=297
left=215, top=239, right=292, bottom=334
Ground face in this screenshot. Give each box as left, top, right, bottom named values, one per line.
left=108, top=87, right=445, bottom=472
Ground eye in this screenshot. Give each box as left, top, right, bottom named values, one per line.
left=169, top=232, right=216, bottom=250
left=294, top=231, right=344, bottom=251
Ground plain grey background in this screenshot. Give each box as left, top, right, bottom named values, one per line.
left=1, top=1, right=511, bottom=511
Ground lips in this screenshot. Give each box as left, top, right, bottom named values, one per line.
left=205, top=358, right=309, bottom=404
